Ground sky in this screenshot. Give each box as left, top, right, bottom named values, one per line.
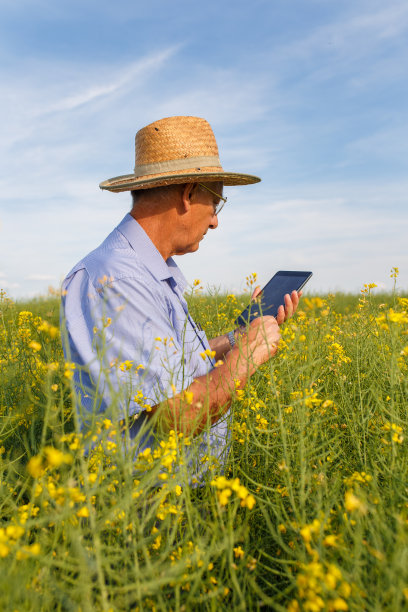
left=1, top=0, right=407, bottom=298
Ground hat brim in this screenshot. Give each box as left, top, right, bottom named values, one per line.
left=99, top=170, right=261, bottom=192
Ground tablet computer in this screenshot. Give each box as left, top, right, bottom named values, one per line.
left=235, top=270, right=313, bottom=326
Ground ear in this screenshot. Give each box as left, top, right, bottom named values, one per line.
left=180, top=183, right=197, bottom=213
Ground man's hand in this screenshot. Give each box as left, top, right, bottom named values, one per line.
left=240, top=315, right=281, bottom=371
left=251, top=286, right=302, bottom=326
left=275, top=290, right=302, bottom=325
left=153, top=288, right=299, bottom=438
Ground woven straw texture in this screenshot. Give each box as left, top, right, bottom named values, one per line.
left=136, top=116, right=218, bottom=165
left=99, top=116, right=261, bottom=192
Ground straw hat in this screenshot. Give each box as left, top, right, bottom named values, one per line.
left=99, top=116, right=261, bottom=192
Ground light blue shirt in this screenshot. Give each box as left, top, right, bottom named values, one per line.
left=61, top=213, right=230, bottom=464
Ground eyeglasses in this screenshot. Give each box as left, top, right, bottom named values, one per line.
left=197, top=183, right=227, bottom=215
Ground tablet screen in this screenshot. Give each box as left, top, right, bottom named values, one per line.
left=235, top=270, right=312, bottom=326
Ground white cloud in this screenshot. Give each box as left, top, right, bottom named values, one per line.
left=1, top=46, right=179, bottom=157
left=0, top=280, right=20, bottom=289
left=25, top=274, right=57, bottom=281
left=40, top=48, right=180, bottom=115
left=345, top=124, right=408, bottom=161
left=154, top=72, right=269, bottom=128
left=272, top=1, right=408, bottom=64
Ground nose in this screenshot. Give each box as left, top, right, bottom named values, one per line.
left=209, top=211, right=219, bottom=229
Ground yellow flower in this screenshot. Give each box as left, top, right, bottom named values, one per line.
left=77, top=506, right=89, bottom=518
left=183, top=390, right=194, bottom=405
left=329, top=597, right=348, bottom=611
left=388, top=309, right=408, bottom=324
left=28, top=542, right=41, bottom=555
left=345, top=490, right=366, bottom=513
left=119, top=360, right=133, bottom=371
left=0, top=543, right=10, bottom=558
left=300, top=525, right=313, bottom=543
left=200, top=349, right=216, bottom=360
left=339, top=582, right=351, bottom=598
left=392, top=432, right=404, bottom=444
left=246, top=556, right=257, bottom=571
left=219, top=488, right=232, bottom=506
left=27, top=455, right=44, bottom=479
left=16, top=543, right=41, bottom=560
left=210, top=476, right=229, bottom=490
left=44, top=447, right=73, bottom=468
left=88, top=473, right=98, bottom=484
left=233, top=546, right=245, bottom=559
left=6, top=525, right=24, bottom=540
left=28, top=341, right=41, bottom=352
left=64, top=362, right=76, bottom=379
left=323, top=535, right=338, bottom=547
left=242, top=494, right=256, bottom=510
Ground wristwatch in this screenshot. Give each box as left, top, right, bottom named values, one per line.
left=227, top=330, right=236, bottom=348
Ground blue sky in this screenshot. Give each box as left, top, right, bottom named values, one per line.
left=1, top=0, right=407, bottom=298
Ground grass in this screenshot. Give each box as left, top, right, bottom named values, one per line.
left=0, top=277, right=407, bottom=611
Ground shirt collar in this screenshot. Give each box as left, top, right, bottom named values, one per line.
left=116, top=213, right=187, bottom=291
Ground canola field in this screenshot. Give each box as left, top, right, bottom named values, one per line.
left=0, top=271, right=407, bottom=611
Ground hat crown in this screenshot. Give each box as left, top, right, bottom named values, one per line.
left=135, top=116, right=220, bottom=167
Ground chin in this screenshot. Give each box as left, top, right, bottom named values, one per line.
left=176, top=243, right=200, bottom=256
left=186, top=242, right=200, bottom=253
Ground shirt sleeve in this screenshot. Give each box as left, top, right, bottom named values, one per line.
left=90, top=276, right=200, bottom=416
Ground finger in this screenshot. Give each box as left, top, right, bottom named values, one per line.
left=276, top=304, right=285, bottom=325
left=251, top=286, right=262, bottom=301
left=284, top=293, right=294, bottom=319
left=291, top=290, right=300, bottom=310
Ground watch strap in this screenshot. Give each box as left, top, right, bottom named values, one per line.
left=227, top=330, right=236, bottom=348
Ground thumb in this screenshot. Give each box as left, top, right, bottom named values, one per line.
left=251, top=286, right=262, bottom=301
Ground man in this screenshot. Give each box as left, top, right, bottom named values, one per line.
left=61, top=116, right=300, bottom=462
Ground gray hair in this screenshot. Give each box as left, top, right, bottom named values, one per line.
left=130, top=182, right=223, bottom=208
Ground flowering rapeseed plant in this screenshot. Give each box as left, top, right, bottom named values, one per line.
left=0, top=277, right=408, bottom=610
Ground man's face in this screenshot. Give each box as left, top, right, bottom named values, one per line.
left=178, top=183, right=223, bottom=255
